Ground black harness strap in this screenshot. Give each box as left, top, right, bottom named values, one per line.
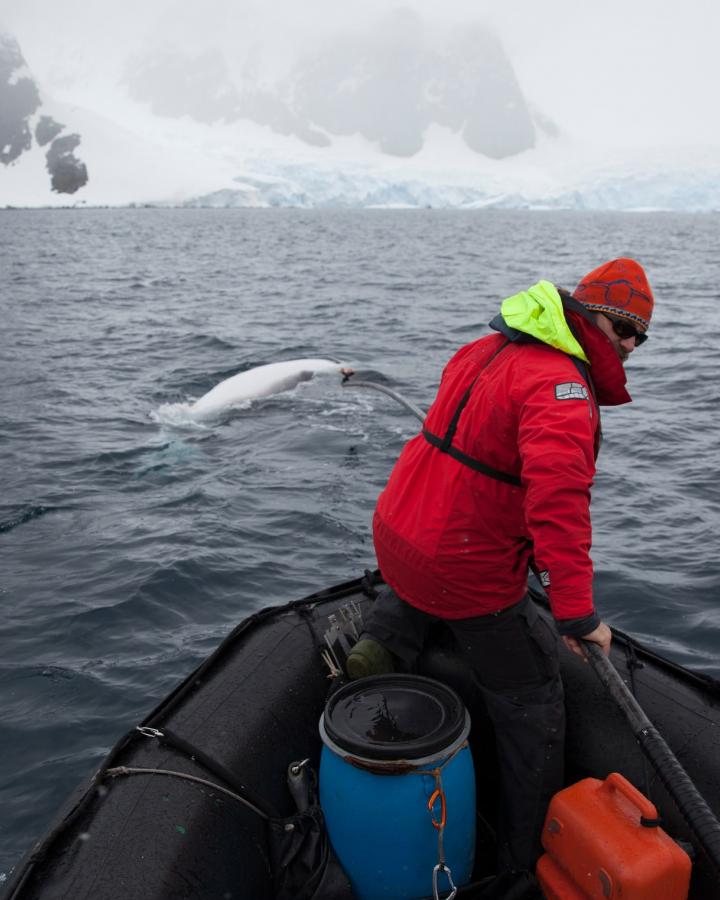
left=423, top=339, right=522, bottom=487
left=422, top=430, right=522, bottom=485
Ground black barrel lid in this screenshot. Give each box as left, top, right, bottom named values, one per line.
left=322, top=674, right=467, bottom=761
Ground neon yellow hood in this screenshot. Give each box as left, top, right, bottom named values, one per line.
left=501, top=280, right=589, bottom=363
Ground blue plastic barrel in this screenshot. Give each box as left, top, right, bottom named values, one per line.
left=319, top=674, right=475, bottom=900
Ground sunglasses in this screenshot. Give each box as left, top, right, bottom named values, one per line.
left=602, top=313, right=648, bottom=346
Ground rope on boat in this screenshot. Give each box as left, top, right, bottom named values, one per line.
left=104, top=766, right=270, bottom=821
left=585, top=642, right=720, bottom=878
left=341, top=379, right=427, bottom=424
left=412, top=740, right=469, bottom=900
left=134, top=724, right=280, bottom=818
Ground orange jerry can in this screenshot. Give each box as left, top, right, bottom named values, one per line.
left=536, top=772, right=692, bottom=899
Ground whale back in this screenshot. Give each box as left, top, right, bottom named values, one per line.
left=191, top=358, right=341, bottom=416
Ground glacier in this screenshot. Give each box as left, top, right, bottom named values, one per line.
left=3, top=94, right=718, bottom=212
left=183, top=154, right=720, bottom=212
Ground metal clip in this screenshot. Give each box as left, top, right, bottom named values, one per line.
left=432, top=863, right=457, bottom=900
left=428, top=787, right=447, bottom=830
left=289, top=758, right=310, bottom=777
left=136, top=726, right=164, bottom=739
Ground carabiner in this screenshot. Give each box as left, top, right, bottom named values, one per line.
left=432, top=862, right=457, bottom=900
left=428, top=787, right=447, bottom=830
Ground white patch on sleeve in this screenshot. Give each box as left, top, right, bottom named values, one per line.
left=555, top=382, right=588, bottom=401
left=539, top=570, right=551, bottom=587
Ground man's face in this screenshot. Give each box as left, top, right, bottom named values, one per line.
left=593, top=313, right=647, bottom=363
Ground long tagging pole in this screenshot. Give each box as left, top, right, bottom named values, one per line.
left=584, top=641, right=720, bottom=879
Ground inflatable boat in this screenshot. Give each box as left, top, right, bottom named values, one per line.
left=4, top=574, right=720, bottom=899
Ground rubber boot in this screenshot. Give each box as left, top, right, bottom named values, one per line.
left=346, top=637, right=395, bottom=680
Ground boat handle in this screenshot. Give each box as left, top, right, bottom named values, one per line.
left=136, top=726, right=164, bottom=739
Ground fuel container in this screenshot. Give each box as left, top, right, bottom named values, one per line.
left=536, top=772, right=691, bottom=899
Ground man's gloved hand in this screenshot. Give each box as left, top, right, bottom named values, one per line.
left=562, top=621, right=612, bottom=660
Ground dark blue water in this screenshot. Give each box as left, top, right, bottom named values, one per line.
left=1, top=208, right=719, bottom=880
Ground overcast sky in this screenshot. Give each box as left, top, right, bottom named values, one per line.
left=3, top=0, right=719, bottom=150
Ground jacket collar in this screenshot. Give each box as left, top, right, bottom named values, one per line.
left=565, top=309, right=632, bottom=406
left=498, top=281, right=589, bottom=361
left=490, top=281, right=632, bottom=406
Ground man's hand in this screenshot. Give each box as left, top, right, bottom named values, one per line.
left=562, top=621, right=612, bottom=660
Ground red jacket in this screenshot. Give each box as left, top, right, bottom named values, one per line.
left=373, top=307, right=630, bottom=630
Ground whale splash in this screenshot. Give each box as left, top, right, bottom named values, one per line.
left=152, top=358, right=346, bottom=426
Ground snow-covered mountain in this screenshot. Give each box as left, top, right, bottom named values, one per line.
left=124, top=10, right=540, bottom=161
left=1, top=4, right=719, bottom=211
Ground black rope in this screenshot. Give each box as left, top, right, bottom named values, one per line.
left=156, top=728, right=279, bottom=819
left=104, top=766, right=271, bottom=820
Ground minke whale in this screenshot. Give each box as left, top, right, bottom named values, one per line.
left=190, top=358, right=349, bottom=418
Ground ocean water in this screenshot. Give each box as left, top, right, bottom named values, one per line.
left=1, top=208, right=719, bottom=879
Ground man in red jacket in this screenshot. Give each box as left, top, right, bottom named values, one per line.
left=347, top=258, right=654, bottom=873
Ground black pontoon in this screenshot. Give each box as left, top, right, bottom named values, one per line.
left=4, top=575, right=720, bottom=899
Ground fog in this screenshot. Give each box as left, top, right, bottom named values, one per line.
left=2, top=0, right=719, bottom=152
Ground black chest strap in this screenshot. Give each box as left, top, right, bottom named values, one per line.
left=422, top=322, right=602, bottom=481
left=422, top=428, right=522, bottom=485
left=422, top=339, right=522, bottom=486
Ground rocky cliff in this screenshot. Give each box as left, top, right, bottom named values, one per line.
left=125, top=10, right=539, bottom=159
left=0, top=32, right=88, bottom=196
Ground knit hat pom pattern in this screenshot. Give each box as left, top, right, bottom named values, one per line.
left=574, top=258, right=654, bottom=330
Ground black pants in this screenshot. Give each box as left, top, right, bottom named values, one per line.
left=364, top=586, right=565, bottom=873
